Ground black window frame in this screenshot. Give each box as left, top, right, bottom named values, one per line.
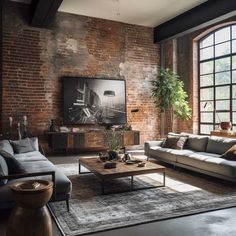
left=199, top=24, right=236, bottom=134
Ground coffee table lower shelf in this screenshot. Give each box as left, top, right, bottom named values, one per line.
left=78, top=158, right=166, bottom=195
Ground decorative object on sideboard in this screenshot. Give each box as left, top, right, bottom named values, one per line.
left=203, top=102, right=232, bottom=131
left=59, top=126, right=70, bottom=132
left=49, top=119, right=58, bottom=132
left=220, top=122, right=232, bottom=131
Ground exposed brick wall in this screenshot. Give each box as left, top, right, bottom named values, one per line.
left=2, top=2, right=160, bottom=147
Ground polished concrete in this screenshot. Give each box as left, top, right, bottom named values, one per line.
left=1, top=154, right=236, bottom=236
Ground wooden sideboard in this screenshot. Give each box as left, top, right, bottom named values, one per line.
left=210, top=131, right=236, bottom=138
left=46, top=130, right=140, bottom=152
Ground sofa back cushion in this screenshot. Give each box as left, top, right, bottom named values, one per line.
left=181, top=133, right=209, bottom=152
left=10, top=138, right=35, bottom=154
left=0, top=155, right=8, bottom=186
left=0, top=140, right=14, bottom=158
left=206, top=136, right=236, bottom=154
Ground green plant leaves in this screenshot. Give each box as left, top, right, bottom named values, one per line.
left=151, top=67, right=192, bottom=121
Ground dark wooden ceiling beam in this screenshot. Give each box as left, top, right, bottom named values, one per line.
left=154, top=0, right=236, bottom=43
left=30, top=0, right=63, bottom=27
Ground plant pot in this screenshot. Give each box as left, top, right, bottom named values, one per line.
left=220, top=122, right=232, bottom=130
left=108, top=150, right=118, bottom=160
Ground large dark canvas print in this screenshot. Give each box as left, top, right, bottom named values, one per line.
left=63, top=77, right=126, bottom=125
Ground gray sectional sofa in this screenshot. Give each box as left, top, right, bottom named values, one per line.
left=0, top=138, right=72, bottom=210
left=145, top=133, right=236, bottom=182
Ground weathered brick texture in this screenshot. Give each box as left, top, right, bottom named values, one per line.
left=2, top=2, right=160, bottom=147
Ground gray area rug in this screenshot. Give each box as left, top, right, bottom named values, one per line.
left=49, top=163, right=236, bottom=236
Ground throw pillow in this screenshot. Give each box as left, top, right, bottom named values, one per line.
left=220, top=144, right=236, bottom=160
left=10, top=138, right=34, bottom=154
left=163, top=135, right=188, bottom=150
left=0, top=140, right=14, bottom=158
left=0, top=155, right=8, bottom=186
left=2, top=155, right=25, bottom=174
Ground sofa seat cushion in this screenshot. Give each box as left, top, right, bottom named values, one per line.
left=21, top=161, right=72, bottom=195
left=177, top=152, right=236, bottom=178
left=14, top=151, right=47, bottom=162
left=149, top=147, right=194, bottom=162
left=206, top=137, right=236, bottom=155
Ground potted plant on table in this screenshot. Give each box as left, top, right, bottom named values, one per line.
left=151, top=67, right=191, bottom=134
left=104, top=129, right=123, bottom=160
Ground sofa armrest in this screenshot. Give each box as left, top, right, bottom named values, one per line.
left=0, top=171, right=56, bottom=199
left=39, top=144, right=45, bottom=156
left=144, top=140, right=163, bottom=156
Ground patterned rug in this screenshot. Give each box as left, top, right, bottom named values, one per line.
left=49, top=163, right=236, bottom=236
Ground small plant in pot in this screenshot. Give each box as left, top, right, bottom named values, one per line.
left=104, top=130, right=123, bottom=160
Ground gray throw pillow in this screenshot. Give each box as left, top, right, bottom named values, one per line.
left=0, top=155, right=8, bottom=185
left=2, top=155, right=25, bottom=174
left=29, top=137, right=39, bottom=151
left=163, top=135, right=188, bottom=150
left=0, top=140, right=14, bottom=158
left=10, top=138, right=34, bottom=154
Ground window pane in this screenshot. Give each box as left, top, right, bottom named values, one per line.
left=200, top=124, right=213, bottom=134
left=233, top=113, right=236, bottom=123
left=232, top=40, right=236, bottom=53
left=200, top=47, right=214, bottom=60
left=232, top=70, right=236, bottom=83
left=200, top=34, right=214, bottom=48
left=215, top=86, right=230, bottom=99
left=200, top=88, right=214, bottom=101
left=233, top=85, right=236, bottom=98
left=232, top=56, right=236, bottom=70
left=200, top=61, right=214, bottom=75
left=215, top=57, right=230, bottom=72
left=216, top=100, right=230, bottom=110
left=233, top=126, right=236, bottom=132
left=200, top=101, right=214, bottom=112
left=201, top=113, right=213, bottom=123
left=215, top=27, right=230, bottom=44
left=233, top=25, right=236, bottom=39
left=200, top=74, right=214, bottom=87
left=215, top=71, right=230, bottom=85
left=233, top=100, right=236, bottom=111
left=215, top=41, right=230, bottom=57
left=215, top=112, right=230, bottom=123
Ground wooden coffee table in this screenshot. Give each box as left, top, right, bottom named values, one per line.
left=78, top=157, right=165, bottom=194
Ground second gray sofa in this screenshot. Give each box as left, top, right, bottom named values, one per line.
left=0, top=138, right=72, bottom=210
left=145, top=133, right=236, bottom=182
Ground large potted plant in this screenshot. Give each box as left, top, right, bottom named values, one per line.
left=151, top=68, right=191, bottom=133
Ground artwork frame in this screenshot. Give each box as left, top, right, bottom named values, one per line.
left=62, top=77, right=127, bottom=125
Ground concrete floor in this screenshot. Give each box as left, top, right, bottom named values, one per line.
left=1, top=154, right=236, bottom=236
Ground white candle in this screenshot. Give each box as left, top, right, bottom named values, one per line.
left=9, top=117, right=13, bottom=127
left=23, top=116, right=27, bottom=126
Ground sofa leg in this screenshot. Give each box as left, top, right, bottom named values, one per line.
left=66, top=199, right=70, bottom=212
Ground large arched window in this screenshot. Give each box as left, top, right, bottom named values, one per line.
left=199, top=24, right=236, bottom=134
